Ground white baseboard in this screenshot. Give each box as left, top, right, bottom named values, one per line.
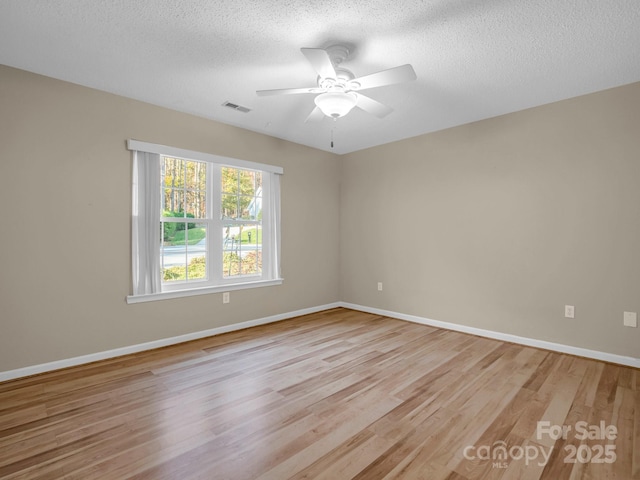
left=2, top=300, right=637, bottom=382
left=339, top=302, right=640, bottom=369
left=0, top=302, right=342, bottom=382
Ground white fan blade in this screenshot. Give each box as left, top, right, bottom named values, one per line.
left=257, top=87, right=316, bottom=97
left=304, top=106, right=325, bottom=123
left=301, top=48, right=337, bottom=80
left=350, top=64, right=416, bottom=91
left=355, top=93, right=393, bottom=118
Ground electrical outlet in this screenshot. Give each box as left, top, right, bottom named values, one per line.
left=623, top=311, right=637, bottom=328
left=223, top=292, right=230, bottom=304
left=564, top=305, right=575, bottom=319
left=377, top=282, right=383, bottom=291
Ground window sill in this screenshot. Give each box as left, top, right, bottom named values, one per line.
left=126, top=278, right=283, bottom=304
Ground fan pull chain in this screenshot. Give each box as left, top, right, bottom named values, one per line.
left=331, top=127, right=334, bottom=149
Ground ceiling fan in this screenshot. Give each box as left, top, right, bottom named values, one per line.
left=256, top=45, right=417, bottom=122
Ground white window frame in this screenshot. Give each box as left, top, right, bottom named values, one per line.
left=127, top=140, right=283, bottom=304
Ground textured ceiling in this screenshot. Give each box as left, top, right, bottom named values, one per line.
left=1, top=1, right=639, bottom=154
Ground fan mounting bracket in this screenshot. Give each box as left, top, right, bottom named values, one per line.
left=325, top=44, right=350, bottom=66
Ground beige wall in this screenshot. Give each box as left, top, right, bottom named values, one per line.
left=0, top=65, right=341, bottom=371
left=1, top=64, right=638, bottom=373
left=340, top=82, right=640, bottom=358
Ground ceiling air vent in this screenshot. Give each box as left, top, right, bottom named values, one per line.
left=222, top=101, right=251, bottom=113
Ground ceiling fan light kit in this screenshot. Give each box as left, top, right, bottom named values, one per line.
left=314, top=91, right=358, bottom=118
left=257, top=44, right=417, bottom=122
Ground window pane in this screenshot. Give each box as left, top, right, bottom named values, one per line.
left=162, top=222, right=207, bottom=282
left=222, top=167, right=238, bottom=194
left=223, top=251, right=239, bottom=278
left=162, top=222, right=187, bottom=282
left=239, top=170, right=256, bottom=196
left=222, top=225, right=241, bottom=254
left=243, top=251, right=261, bottom=275
left=185, top=190, right=206, bottom=218
left=222, top=193, right=238, bottom=219
left=163, top=157, right=185, bottom=189
left=163, top=157, right=183, bottom=187
left=184, top=160, right=205, bottom=190
left=240, top=195, right=259, bottom=220
left=242, top=225, right=262, bottom=275
left=242, top=225, right=260, bottom=248
left=184, top=161, right=207, bottom=218
left=163, top=189, right=184, bottom=216
left=186, top=223, right=207, bottom=280
left=163, top=157, right=207, bottom=219
left=221, top=168, right=262, bottom=220
left=222, top=225, right=261, bottom=278
left=238, top=196, right=250, bottom=220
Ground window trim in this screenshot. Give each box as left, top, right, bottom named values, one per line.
left=126, top=278, right=283, bottom=304
left=126, top=140, right=283, bottom=304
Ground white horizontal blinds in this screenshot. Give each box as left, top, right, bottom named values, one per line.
left=131, top=151, right=162, bottom=295
left=127, top=140, right=283, bottom=175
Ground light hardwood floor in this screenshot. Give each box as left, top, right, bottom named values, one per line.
left=0, top=308, right=638, bottom=479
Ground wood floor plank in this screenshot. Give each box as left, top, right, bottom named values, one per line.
left=0, top=308, right=637, bottom=479
left=289, top=429, right=394, bottom=480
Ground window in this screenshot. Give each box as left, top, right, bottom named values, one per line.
left=127, top=140, right=282, bottom=303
